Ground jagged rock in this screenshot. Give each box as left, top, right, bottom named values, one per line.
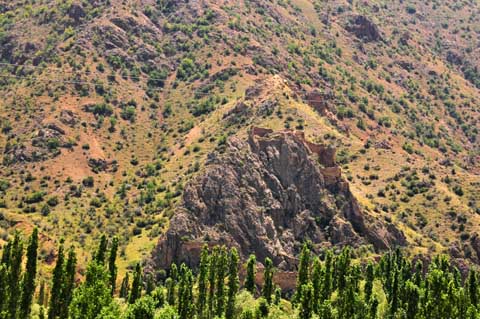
left=135, top=46, right=158, bottom=62
left=46, top=123, right=65, bottom=135
left=397, top=60, right=415, bottom=72
left=375, top=140, right=392, bottom=150
left=93, top=25, right=129, bottom=51
left=88, top=158, right=118, bottom=173
left=60, top=110, right=78, bottom=127
left=345, top=15, right=382, bottom=42
left=151, top=128, right=405, bottom=271
left=68, top=2, right=86, bottom=23
left=447, top=50, right=463, bottom=66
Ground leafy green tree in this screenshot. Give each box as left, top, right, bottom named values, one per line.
left=226, top=248, right=239, bottom=319
left=69, top=262, right=115, bottom=319
left=262, top=257, right=274, bottom=304
left=124, top=295, right=156, bottom=319
left=20, top=228, right=38, bottom=319
left=151, top=287, right=165, bottom=308
left=245, top=254, right=256, bottom=295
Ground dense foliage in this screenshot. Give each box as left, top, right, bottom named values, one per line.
left=3, top=233, right=480, bottom=318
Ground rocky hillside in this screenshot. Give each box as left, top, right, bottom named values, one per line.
left=0, top=0, right=478, bottom=273
left=152, top=128, right=406, bottom=270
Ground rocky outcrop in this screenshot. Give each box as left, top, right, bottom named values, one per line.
left=59, top=110, right=78, bottom=127
left=151, top=128, right=405, bottom=271
left=345, top=15, right=382, bottom=42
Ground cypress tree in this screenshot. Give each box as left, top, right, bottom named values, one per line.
left=170, top=263, right=178, bottom=283
left=404, top=280, right=419, bottom=319
left=364, top=261, right=374, bottom=301
left=296, top=244, right=311, bottom=298
left=389, top=268, right=400, bottom=316
left=214, top=247, right=228, bottom=317
left=39, top=306, right=46, bottom=319
left=38, top=280, right=46, bottom=306
left=165, top=277, right=175, bottom=306
left=59, top=247, right=77, bottom=319
left=145, top=273, right=155, bottom=295
left=197, top=245, right=209, bottom=319
left=311, top=257, right=322, bottom=314
left=108, top=236, right=119, bottom=295
left=1, top=239, right=11, bottom=265
left=20, top=228, right=38, bottom=319
left=0, top=265, right=7, bottom=314
left=245, top=254, right=256, bottom=295
left=467, top=269, right=478, bottom=306
left=262, top=257, right=274, bottom=304
left=120, top=273, right=130, bottom=299
left=48, top=240, right=65, bottom=319
left=274, top=287, right=282, bottom=305
left=413, top=259, right=423, bottom=287
left=207, top=248, right=218, bottom=318
left=336, top=246, right=351, bottom=292
left=299, top=283, right=314, bottom=319
left=322, top=250, right=333, bottom=301
left=8, top=232, right=23, bottom=319
left=129, top=263, right=143, bottom=304
left=320, top=301, right=333, bottom=319
left=168, top=263, right=178, bottom=306
left=95, top=234, right=108, bottom=264
left=226, top=248, right=239, bottom=319
left=178, top=264, right=195, bottom=319
left=368, top=297, right=379, bottom=319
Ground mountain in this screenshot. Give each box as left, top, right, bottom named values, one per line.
left=0, top=0, right=479, bottom=274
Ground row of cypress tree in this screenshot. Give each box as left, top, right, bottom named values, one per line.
left=3, top=232, right=480, bottom=318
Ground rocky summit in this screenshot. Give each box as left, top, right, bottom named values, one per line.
left=152, top=127, right=406, bottom=270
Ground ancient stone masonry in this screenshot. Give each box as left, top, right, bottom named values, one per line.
left=150, top=128, right=406, bottom=273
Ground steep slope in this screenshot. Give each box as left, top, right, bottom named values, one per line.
left=0, top=0, right=478, bottom=272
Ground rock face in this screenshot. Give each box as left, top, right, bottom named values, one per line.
left=345, top=15, right=382, bottom=42
left=151, top=128, right=405, bottom=271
